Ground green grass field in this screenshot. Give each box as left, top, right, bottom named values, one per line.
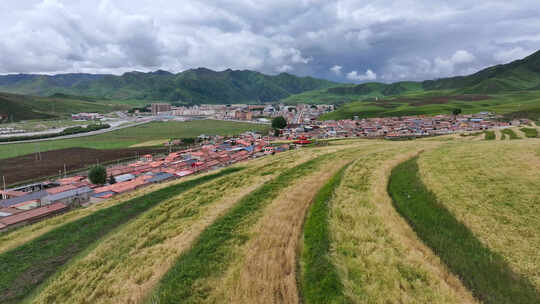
left=299, top=163, right=349, bottom=304
left=520, top=127, right=539, bottom=138
left=0, top=120, right=270, bottom=159
left=501, top=128, right=520, bottom=139
left=484, top=131, right=496, bottom=140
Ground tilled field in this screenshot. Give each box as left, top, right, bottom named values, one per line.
left=0, top=147, right=166, bottom=186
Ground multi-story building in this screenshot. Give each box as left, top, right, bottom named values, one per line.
left=151, top=103, right=172, bottom=115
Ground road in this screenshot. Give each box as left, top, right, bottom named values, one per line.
left=0, top=119, right=152, bottom=145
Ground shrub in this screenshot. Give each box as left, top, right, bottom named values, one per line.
left=88, top=165, right=107, bottom=185
left=271, top=116, right=287, bottom=129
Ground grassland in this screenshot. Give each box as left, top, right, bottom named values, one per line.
left=319, top=90, right=540, bottom=121
left=299, top=163, right=349, bottom=304
left=521, top=127, right=539, bottom=138
left=3, top=137, right=540, bottom=303
left=326, top=144, right=476, bottom=303
left=0, top=168, right=240, bottom=304
left=28, top=144, right=344, bottom=304
left=389, top=156, right=540, bottom=303
left=206, top=146, right=362, bottom=304
left=418, top=141, right=540, bottom=293
left=0, top=92, right=124, bottom=122
left=484, top=130, right=496, bottom=140
left=501, top=128, right=520, bottom=139
left=148, top=151, right=339, bottom=303
left=0, top=120, right=269, bottom=159
left=0, top=173, right=220, bottom=255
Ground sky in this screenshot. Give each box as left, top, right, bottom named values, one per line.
left=1, top=0, right=539, bottom=83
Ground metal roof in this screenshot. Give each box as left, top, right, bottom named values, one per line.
left=0, top=190, right=48, bottom=208
left=147, top=172, right=174, bottom=183
left=114, top=173, right=136, bottom=183
left=42, top=186, right=93, bottom=203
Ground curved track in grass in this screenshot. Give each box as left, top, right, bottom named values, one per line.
left=388, top=157, right=540, bottom=303
left=298, top=163, right=351, bottom=304
left=148, top=152, right=337, bottom=303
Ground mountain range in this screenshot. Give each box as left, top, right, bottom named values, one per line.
left=0, top=50, right=539, bottom=107
left=285, top=50, right=540, bottom=104
left=0, top=69, right=337, bottom=104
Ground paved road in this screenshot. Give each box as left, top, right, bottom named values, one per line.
left=0, top=120, right=152, bottom=145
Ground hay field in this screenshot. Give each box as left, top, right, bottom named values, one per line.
left=418, top=140, right=540, bottom=290
left=27, top=143, right=360, bottom=304
left=3, top=137, right=540, bottom=304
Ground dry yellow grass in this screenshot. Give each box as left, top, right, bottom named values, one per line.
left=494, top=128, right=503, bottom=140
left=29, top=144, right=358, bottom=304
left=0, top=142, right=352, bottom=255
left=418, top=140, right=540, bottom=290
left=0, top=173, right=208, bottom=254
left=512, top=127, right=526, bottom=139
left=210, top=160, right=349, bottom=304
left=329, top=142, right=478, bottom=303
left=161, top=143, right=368, bottom=304
left=129, top=139, right=169, bottom=147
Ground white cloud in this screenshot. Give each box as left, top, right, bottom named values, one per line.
left=330, top=65, right=342, bottom=75
left=451, top=50, right=475, bottom=64
left=0, top=1, right=539, bottom=81
left=276, top=65, right=293, bottom=72
left=494, top=47, right=532, bottom=62
left=346, top=69, right=377, bottom=81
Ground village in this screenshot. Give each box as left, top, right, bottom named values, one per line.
left=0, top=107, right=527, bottom=232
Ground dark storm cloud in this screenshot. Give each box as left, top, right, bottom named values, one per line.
left=1, top=0, right=539, bottom=82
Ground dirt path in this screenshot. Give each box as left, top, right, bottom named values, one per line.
left=367, top=150, right=478, bottom=303
left=29, top=146, right=347, bottom=304
left=205, top=159, right=352, bottom=304
left=513, top=127, right=526, bottom=139
left=495, top=129, right=503, bottom=140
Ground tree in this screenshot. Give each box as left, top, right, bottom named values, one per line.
left=88, top=165, right=107, bottom=185
left=108, top=175, right=116, bottom=184
left=272, top=116, right=287, bottom=129
left=452, top=108, right=462, bottom=115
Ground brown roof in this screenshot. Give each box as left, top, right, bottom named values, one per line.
left=47, top=184, right=78, bottom=194
left=0, top=202, right=68, bottom=226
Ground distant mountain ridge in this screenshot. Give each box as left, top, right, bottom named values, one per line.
left=324, top=50, right=540, bottom=100
left=0, top=69, right=337, bottom=104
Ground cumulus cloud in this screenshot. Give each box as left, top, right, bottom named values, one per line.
left=0, top=0, right=539, bottom=82
left=347, top=69, right=377, bottom=81
left=276, top=65, right=293, bottom=72
left=451, top=50, right=475, bottom=64
left=330, top=65, right=342, bottom=75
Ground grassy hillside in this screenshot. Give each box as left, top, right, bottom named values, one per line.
left=417, top=140, right=540, bottom=303
left=320, top=90, right=540, bottom=120
left=0, top=92, right=122, bottom=122
left=286, top=50, right=540, bottom=106
left=0, top=120, right=270, bottom=159
left=0, top=69, right=337, bottom=104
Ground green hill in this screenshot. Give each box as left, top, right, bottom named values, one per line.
left=0, top=69, right=338, bottom=104
left=285, top=50, right=540, bottom=105
left=0, top=92, right=122, bottom=122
